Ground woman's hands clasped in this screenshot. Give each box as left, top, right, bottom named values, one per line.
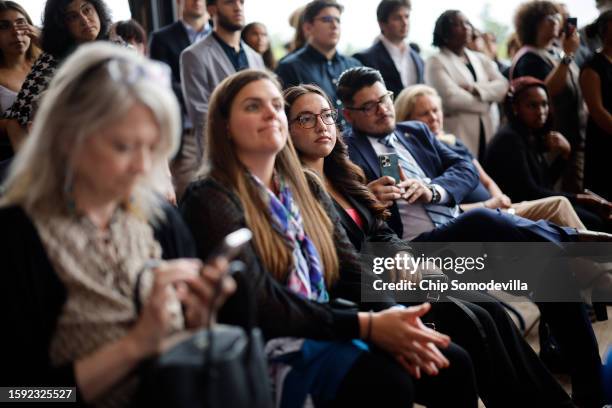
left=363, top=303, right=451, bottom=379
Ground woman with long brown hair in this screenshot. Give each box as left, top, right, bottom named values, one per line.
left=179, top=69, right=480, bottom=407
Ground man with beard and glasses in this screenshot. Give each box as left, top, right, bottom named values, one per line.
left=180, top=0, right=264, bottom=159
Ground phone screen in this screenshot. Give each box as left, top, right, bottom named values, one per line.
left=379, top=153, right=401, bottom=184
left=565, top=17, right=577, bottom=35
left=207, top=228, right=252, bottom=263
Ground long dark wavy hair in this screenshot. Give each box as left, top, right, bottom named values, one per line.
left=284, top=84, right=390, bottom=222
left=41, top=0, right=112, bottom=58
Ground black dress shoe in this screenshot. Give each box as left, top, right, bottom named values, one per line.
left=577, top=230, right=612, bottom=242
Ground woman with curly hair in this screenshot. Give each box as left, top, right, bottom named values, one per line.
left=511, top=0, right=586, bottom=194
left=3, top=0, right=111, bottom=151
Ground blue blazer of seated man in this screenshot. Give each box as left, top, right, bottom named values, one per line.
left=344, top=120, right=478, bottom=239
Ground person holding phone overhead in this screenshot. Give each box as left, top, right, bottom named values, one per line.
left=511, top=1, right=587, bottom=194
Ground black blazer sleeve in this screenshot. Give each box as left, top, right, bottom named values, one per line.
left=149, top=28, right=185, bottom=109
left=179, top=179, right=360, bottom=340
left=154, top=202, right=197, bottom=259
left=305, top=173, right=398, bottom=312
left=367, top=217, right=409, bottom=248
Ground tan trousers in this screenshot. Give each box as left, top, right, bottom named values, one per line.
left=511, top=196, right=586, bottom=230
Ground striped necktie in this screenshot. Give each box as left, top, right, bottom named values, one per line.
left=380, top=134, right=458, bottom=227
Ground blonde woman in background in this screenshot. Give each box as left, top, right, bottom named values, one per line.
left=395, top=83, right=588, bottom=229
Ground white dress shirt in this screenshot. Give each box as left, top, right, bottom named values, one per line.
left=379, top=34, right=418, bottom=88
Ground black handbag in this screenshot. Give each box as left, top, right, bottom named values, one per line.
left=133, top=261, right=273, bottom=408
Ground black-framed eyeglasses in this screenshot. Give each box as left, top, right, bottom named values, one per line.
left=290, top=109, right=338, bottom=129
left=346, top=91, right=394, bottom=115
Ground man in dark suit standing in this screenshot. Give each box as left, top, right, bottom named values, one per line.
left=149, top=0, right=211, bottom=198
left=353, top=0, right=424, bottom=97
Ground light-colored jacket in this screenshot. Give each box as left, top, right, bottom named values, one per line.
left=180, top=34, right=265, bottom=155
left=425, top=48, right=508, bottom=157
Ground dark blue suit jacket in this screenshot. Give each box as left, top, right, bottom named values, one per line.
left=353, top=39, right=424, bottom=97
left=345, top=121, right=479, bottom=238
left=149, top=21, right=191, bottom=113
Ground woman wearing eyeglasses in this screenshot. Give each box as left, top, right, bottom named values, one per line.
left=425, top=10, right=508, bottom=162
left=285, top=83, right=579, bottom=408
left=3, top=0, right=111, bottom=153
left=0, top=42, right=234, bottom=406
left=0, top=1, right=40, bottom=162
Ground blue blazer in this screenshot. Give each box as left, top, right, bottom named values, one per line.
left=345, top=121, right=479, bottom=238
left=353, top=39, right=424, bottom=97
